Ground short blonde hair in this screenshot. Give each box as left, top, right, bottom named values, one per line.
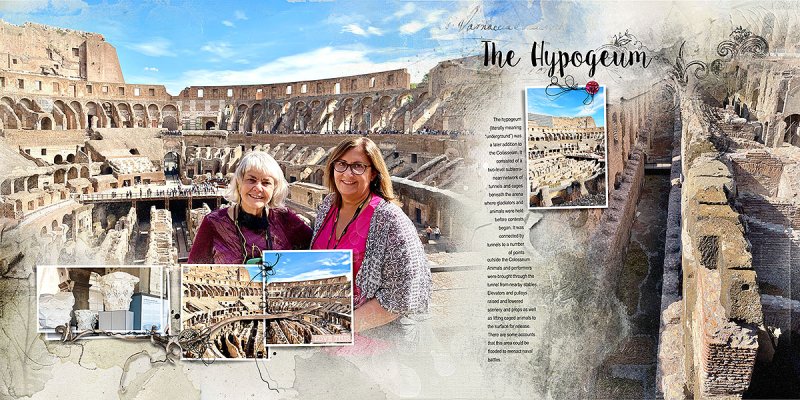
left=324, top=137, right=399, bottom=206
left=225, top=151, right=288, bottom=208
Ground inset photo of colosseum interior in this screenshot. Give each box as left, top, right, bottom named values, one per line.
left=181, top=251, right=352, bottom=359
left=181, top=264, right=268, bottom=360
left=263, top=250, right=353, bottom=346
left=525, top=86, right=607, bottom=209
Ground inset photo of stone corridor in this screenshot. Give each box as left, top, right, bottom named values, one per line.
left=525, top=86, right=608, bottom=209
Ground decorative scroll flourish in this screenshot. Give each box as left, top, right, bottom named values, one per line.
left=545, top=76, right=598, bottom=105
left=672, top=27, right=769, bottom=85
left=671, top=42, right=709, bottom=87
left=709, top=26, right=769, bottom=74
left=51, top=253, right=289, bottom=392
left=54, top=321, right=281, bottom=392
left=599, top=30, right=655, bottom=54
left=54, top=324, right=210, bottom=362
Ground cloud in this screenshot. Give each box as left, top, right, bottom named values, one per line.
left=342, top=23, right=383, bottom=37
left=271, top=268, right=350, bottom=283
left=173, top=46, right=437, bottom=93
left=317, top=253, right=352, bottom=267
left=234, top=10, right=247, bottom=20
left=399, top=10, right=446, bottom=35
left=201, top=41, right=231, bottom=58
left=143, top=66, right=159, bottom=72
left=129, top=38, right=175, bottom=57
left=222, top=20, right=234, bottom=27
left=399, top=21, right=424, bottom=35
left=393, top=3, right=415, bottom=19
left=0, top=0, right=87, bottom=13
left=325, top=13, right=365, bottom=25
left=575, top=92, right=606, bottom=116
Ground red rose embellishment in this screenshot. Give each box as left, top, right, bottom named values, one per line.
left=585, top=81, right=599, bottom=95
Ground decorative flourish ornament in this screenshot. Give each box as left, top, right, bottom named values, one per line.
left=545, top=76, right=600, bottom=105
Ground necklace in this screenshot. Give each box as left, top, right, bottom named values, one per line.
left=234, top=205, right=273, bottom=263
left=326, top=195, right=370, bottom=249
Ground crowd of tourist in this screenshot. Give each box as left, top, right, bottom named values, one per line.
left=159, top=127, right=469, bottom=137
left=110, top=184, right=222, bottom=199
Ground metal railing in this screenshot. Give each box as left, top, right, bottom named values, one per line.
left=78, top=187, right=225, bottom=202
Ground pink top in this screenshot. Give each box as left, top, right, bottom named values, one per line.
left=312, top=193, right=382, bottom=307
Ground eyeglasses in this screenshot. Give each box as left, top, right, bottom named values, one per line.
left=333, top=160, right=371, bottom=175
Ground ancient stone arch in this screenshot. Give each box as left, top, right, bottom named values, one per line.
left=294, top=101, right=309, bottom=131
left=148, top=104, right=160, bottom=128
left=85, top=101, right=105, bottom=129
left=162, top=115, right=178, bottom=131
left=782, top=114, right=800, bottom=146
left=53, top=100, right=77, bottom=129
left=70, top=101, right=84, bottom=129
left=161, top=104, right=178, bottom=130
left=0, top=97, right=20, bottom=129
left=27, top=175, right=38, bottom=190
left=250, top=103, right=264, bottom=132
left=235, top=104, right=248, bottom=132
left=40, top=116, right=53, bottom=130
left=132, top=103, right=147, bottom=127
left=357, top=97, right=373, bottom=130
left=316, top=99, right=336, bottom=132
left=0, top=180, right=11, bottom=195
left=13, top=178, right=25, bottom=193
left=17, top=98, right=39, bottom=129
left=102, top=102, right=120, bottom=128
left=53, top=169, right=65, bottom=184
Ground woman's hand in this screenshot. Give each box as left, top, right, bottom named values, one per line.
left=354, top=298, right=399, bottom=332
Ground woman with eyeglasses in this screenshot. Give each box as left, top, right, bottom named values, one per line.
left=188, top=151, right=312, bottom=264
left=311, top=137, right=431, bottom=331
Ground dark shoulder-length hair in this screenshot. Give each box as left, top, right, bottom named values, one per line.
left=324, top=137, right=400, bottom=206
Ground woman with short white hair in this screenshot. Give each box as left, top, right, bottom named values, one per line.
left=188, top=151, right=312, bottom=264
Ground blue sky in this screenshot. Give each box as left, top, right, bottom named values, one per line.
left=0, top=0, right=542, bottom=94
left=526, top=87, right=606, bottom=127
left=247, top=250, right=351, bottom=283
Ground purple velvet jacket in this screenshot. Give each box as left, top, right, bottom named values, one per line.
left=187, top=206, right=312, bottom=264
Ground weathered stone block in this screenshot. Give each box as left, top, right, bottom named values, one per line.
left=720, top=269, right=762, bottom=325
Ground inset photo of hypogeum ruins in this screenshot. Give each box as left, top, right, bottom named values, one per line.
left=37, top=265, right=167, bottom=335
left=525, top=86, right=608, bottom=209
left=181, top=264, right=268, bottom=360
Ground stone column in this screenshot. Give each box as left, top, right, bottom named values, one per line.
left=38, top=292, right=75, bottom=329
left=75, top=310, right=98, bottom=330
left=98, top=272, right=140, bottom=311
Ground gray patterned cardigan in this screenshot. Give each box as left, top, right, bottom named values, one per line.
left=312, top=194, right=432, bottom=315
